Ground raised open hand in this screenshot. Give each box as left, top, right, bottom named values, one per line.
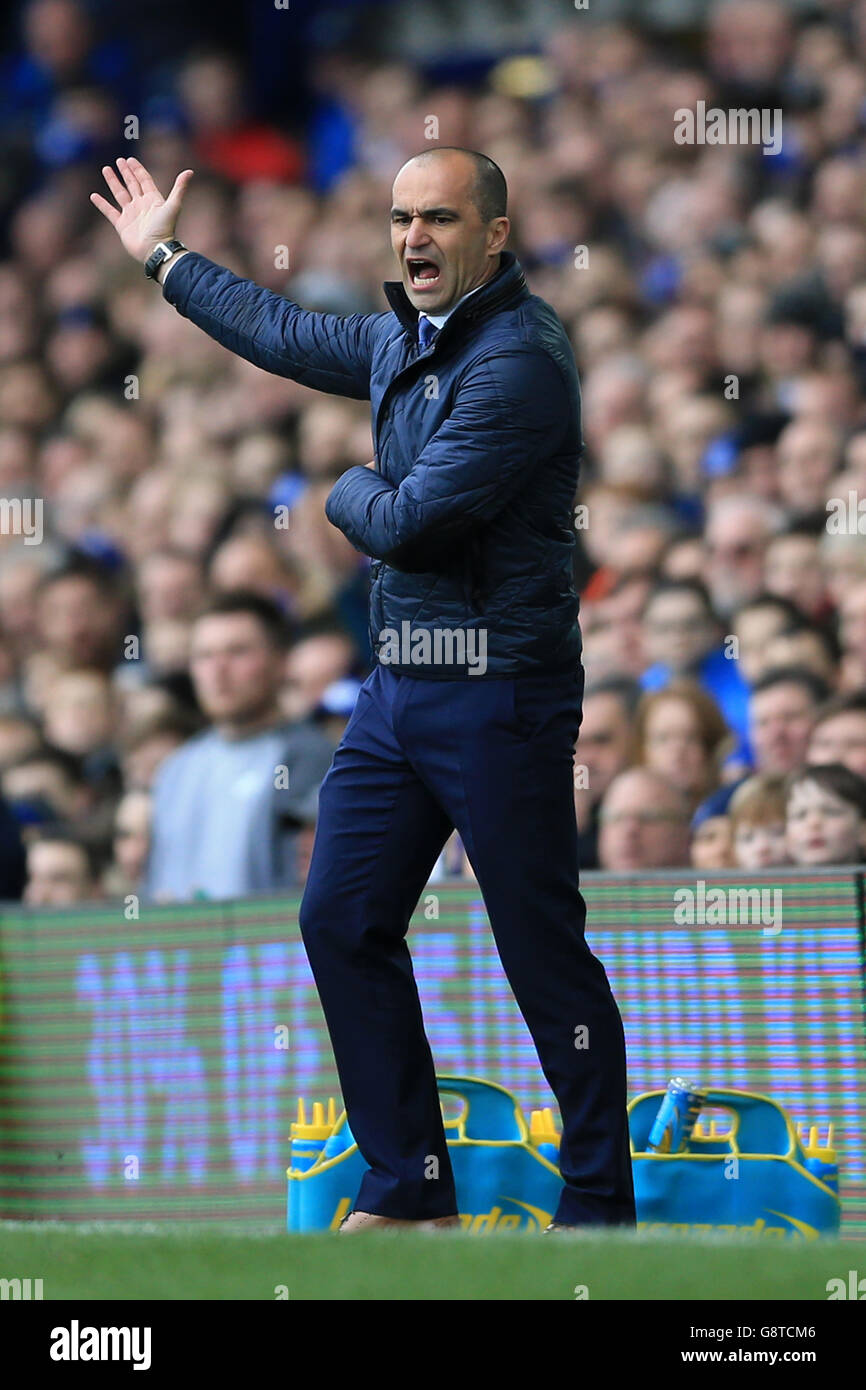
left=90, top=156, right=193, bottom=264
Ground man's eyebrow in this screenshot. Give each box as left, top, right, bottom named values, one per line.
left=390, top=206, right=461, bottom=218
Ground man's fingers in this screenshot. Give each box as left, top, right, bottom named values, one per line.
left=117, top=156, right=143, bottom=199
left=164, top=168, right=194, bottom=215
left=125, top=156, right=159, bottom=195
left=165, top=167, right=194, bottom=205
left=101, top=164, right=130, bottom=206
left=89, top=192, right=120, bottom=226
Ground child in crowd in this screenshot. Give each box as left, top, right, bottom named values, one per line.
left=689, top=785, right=735, bottom=870
left=729, top=774, right=788, bottom=870
left=785, top=764, right=866, bottom=867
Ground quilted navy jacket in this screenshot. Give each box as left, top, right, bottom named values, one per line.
left=163, top=249, right=583, bottom=679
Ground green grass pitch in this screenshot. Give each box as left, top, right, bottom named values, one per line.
left=1, top=1223, right=863, bottom=1300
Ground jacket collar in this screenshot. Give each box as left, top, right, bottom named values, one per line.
left=383, top=250, right=528, bottom=339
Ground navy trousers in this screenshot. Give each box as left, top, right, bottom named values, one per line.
left=298, top=663, right=636, bottom=1226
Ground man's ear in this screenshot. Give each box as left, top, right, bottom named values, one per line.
left=488, top=216, right=510, bottom=255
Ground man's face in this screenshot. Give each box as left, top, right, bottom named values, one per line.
left=38, top=577, right=118, bottom=666
left=44, top=673, right=113, bottom=754
left=282, top=634, right=353, bottom=721
left=574, top=693, right=632, bottom=806
left=390, top=153, right=508, bottom=314
left=764, top=631, right=835, bottom=684
left=763, top=535, right=824, bottom=615
left=190, top=613, right=283, bottom=725
left=114, top=792, right=151, bottom=881
left=777, top=423, right=839, bottom=513
left=750, top=681, right=817, bottom=775
left=705, top=512, right=767, bottom=614
left=597, top=770, right=690, bottom=871
left=808, top=712, right=866, bottom=777
left=641, top=592, right=715, bottom=673
left=137, top=554, right=203, bottom=622
left=25, top=841, right=92, bottom=906
left=734, top=605, right=789, bottom=685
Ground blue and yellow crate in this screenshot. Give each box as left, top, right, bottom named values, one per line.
left=286, top=1074, right=840, bottom=1236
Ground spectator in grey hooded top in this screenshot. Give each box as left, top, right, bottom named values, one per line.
left=146, top=592, right=334, bottom=902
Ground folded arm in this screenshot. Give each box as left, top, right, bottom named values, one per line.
left=325, top=350, right=570, bottom=564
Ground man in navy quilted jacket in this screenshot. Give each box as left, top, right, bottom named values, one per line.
left=92, top=149, right=635, bottom=1232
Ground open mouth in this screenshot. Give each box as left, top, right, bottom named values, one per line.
left=406, top=257, right=442, bottom=290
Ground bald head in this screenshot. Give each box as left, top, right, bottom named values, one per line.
left=401, top=147, right=508, bottom=222
left=391, top=147, right=510, bottom=315
left=598, top=768, right=692, bottom=871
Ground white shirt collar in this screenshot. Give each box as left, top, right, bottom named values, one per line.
left=420, top=281, right=485, bottom=331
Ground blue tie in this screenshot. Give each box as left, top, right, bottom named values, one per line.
left=418, top=316, right=438, bottom=351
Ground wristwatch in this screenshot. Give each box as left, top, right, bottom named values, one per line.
left=143, top=239, right=187, bottom=280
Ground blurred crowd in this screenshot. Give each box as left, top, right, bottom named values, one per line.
left=0, top=0, right=866, bottom=905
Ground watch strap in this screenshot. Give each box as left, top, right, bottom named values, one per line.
left=144, top=239, right=187, bottom=280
